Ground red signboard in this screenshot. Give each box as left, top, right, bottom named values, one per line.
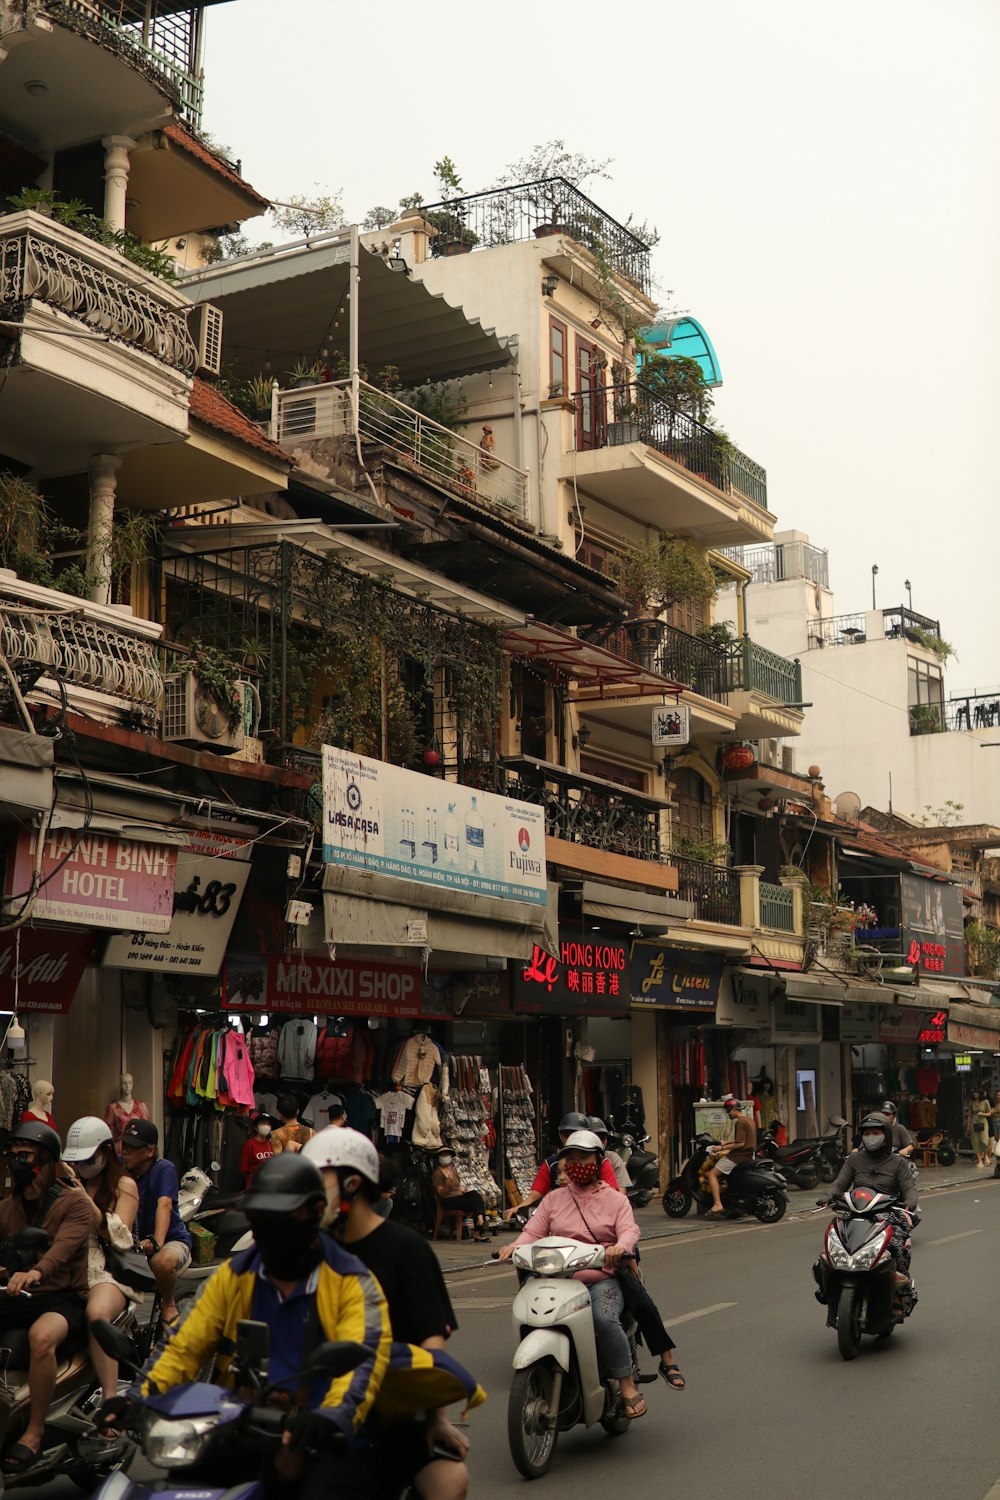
left=223, top=952, right=450, bottom=1019
left=6, top=830, right=177, bottom=932
left=0, top=929, right=94, bottom=1013
left=514, top=936, right=630, bottom=1015
left=917, top=1009, right=948, bottom=1045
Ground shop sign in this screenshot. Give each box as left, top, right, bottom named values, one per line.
left=954, top=1052, right=973, bottom=1072
left=772, top=995, right=822, bottom=1040
left=222, top=951, right=449, bottom=1019
left=651, top=704, right=690, bottom=747
left=5, top=829, right=177, bottom=932
left=947, top=1019, right=1000, bottom=1050
left=629, top=943, right=723, bottom=1011
left=321, top=747, right=546, bottom=906
left=102, top=853, right=250, bottom=975
left=900, top=874, right=964, bottom=977
left=0, top=929, right=94, bottom=1013
left=839, top=1004, right=881, bottom=1043
left=513, top=936, right=629, bottom=1015
left=715, top=974, right=769, bottom=1027
left=879, top=1007, right=932, bottom=1044
left=916, top=1009, right=948, bottom=1046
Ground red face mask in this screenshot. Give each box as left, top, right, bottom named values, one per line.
left=564, top=1160, right=598, bottom=1187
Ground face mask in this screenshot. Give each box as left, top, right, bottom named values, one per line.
left=75, top=1158, right=104, bottom=1181
left=256, top=1124, right=271, bottom=1138
left=862, top=1134, right=885, bottom=1153
left=251, top=1216, right=321, bottom=1281
left=438, top=1156, right=453, bottom=1167
left=8, top=1157, right=37, bottom=1188
left=564, top=1160, right=599, bottom=1187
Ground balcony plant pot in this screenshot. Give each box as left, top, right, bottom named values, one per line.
left=607, top=419, right=640, bottom=445
left=624, top=615, right=662, bottom=672
left=533, top=223, right=572, bottom=238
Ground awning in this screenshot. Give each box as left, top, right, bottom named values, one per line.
left=505, top=621, right=683, bottom=696
left=744, top=969, right=928, bottom=1009
left=581, top=879, right=694, bottom=928
left=180, top=234, right=516, bottom=385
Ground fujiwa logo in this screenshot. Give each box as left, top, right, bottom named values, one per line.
left=518, top=828, right=531, bottom=852
left=510, top=826, right=541, bottom=878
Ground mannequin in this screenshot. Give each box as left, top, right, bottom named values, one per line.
left=20, top=1079, right=55, bottom=1130
left=104, top=1073, right=151, bottom=1153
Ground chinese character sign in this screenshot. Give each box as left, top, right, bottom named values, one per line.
left=514, top=935, right=629, bottom=1015
left=900, top=874, right=964, bottom=976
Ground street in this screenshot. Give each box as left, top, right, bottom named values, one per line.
left=17, top=1176, right=1000, bottom=1500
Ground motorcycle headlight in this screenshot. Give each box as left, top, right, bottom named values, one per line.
left=850, top=1232, right=890, bottom=1271
left=142, top=1413, right=217, bottom=1468
left=825, top=1235, right=851, bottom=1269
left=527, top=1247, right=569, bottom=1276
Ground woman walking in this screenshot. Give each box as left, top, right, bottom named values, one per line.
left=969, top=1088, right=992, bottom=1167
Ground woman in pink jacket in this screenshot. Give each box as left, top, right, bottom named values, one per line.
left=499, top=1131, right=646, bottom=1418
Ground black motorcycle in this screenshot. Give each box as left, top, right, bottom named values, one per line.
left=662, top=1133, right=788, bottom=1224
left=813, top=1188, right=918, bottom=1359
left=617, top=1130, right=659, bottom=1209
left=758, top=1131, right=821, bottom=1190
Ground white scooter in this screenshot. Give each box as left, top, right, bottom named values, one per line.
left=507, top=1236, right=648, bottom=1479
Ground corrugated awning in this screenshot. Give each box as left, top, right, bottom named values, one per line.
left=505, top=621, right=684, bottom=696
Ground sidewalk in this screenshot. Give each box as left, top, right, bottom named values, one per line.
left=432, top=1155, right=997, bottom=1273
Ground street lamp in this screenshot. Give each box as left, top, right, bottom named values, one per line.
left=871, top=564, right=878, bottom=609
left=905, top=578, right=912, bottom=612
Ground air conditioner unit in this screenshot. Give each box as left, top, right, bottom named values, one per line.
left=191, top=303, right=223, bottom=377
left=758, top=738, right=780, bottom=767
left=781, top=745, right=796, bottom=773
left=161, top=672, right=246, bottom=753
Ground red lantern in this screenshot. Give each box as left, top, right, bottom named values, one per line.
left=422, top=747, right=442, bottom=768
left=723, top=743, right=756, bottom=771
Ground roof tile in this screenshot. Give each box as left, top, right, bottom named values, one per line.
left=190, top=378, right=291, bottom=465
left=163, top=124, right=269, bottom=209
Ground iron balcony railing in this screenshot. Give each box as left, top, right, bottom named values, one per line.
left=275, top=380, right=529, bottom=520
left=0, top=212, right=198, bottom=371
left=947, top=689, right=1000, bottom=731
left=495, top=757, right=663, bottom=860
left=572, top=383, right=768, bottom=513
left=760, top=881, right=796, bottom=932
left=725, top=637, right=802, bottom=705
left=673, top=856, right=741, bottom=925
left=584, top=621, right=801, bottom=706
left=0, top=591, right=162, bottom=706
left=724, top=541, right=829, bottom=587
left=418, top=178, right=652, bottom=295
left=882, top=605, right=942, bottom=641
left=807, top=612, right=869, bottom=649
left=49, top=1, right=205, bottom=127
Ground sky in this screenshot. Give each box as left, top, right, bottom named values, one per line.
left=201, top=0, right=1000, bottom=690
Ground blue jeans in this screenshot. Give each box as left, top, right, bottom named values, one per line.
left=588, top=1278, right=633, bottom=1379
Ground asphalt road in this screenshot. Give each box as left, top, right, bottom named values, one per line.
left=16, top=1178, right=1000, bottom=1500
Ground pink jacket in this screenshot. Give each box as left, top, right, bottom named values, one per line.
left=221, top=1031, right=257, bottom=1109
left=514, top=1182, right=640, bottom=1282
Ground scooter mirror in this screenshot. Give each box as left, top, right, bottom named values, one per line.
left=236, top=1319, right=270, bottom=1368
left=210, top=1161, right=222, bottom=1173
left=92, top=1318, right=139, bottom=1371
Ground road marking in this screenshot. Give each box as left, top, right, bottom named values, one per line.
left=927, top=1229, right=983, bottom=1246
left=980, top=1480, right=1000, bottom=1500
left=451, top=1297, right=511, bottom=1309
left=664, top=1300, right=736, bottom=1327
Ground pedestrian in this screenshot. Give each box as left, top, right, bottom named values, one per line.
left=239, top=1111, right=275, bottom=1189
left=969, top=1088, right=992, bottom=1167
left=431, top=1149, right=490, bottom=1242
left=270, top=1095, right=313, bottom=1155
left=990, top=1091, right=1000, bottom=1148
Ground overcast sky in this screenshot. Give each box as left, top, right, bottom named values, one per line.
left=203, top=0, right=999, bottom=691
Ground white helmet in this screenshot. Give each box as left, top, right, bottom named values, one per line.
left=302, top=1126, right=380, bottom=1184
left=557, top=1129, right=604, bottom=1157
left=62, top=1116, right=113, bottom=1162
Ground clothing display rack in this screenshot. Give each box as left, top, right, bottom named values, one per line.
left=498, top=1065, right=536, bottom=1201
left=440, top=1054, right=501, bottom=1213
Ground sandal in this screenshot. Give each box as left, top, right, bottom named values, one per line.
left=472, top=1233, right=490, bottom=1243
left=2, top=1442, right=40, bottom=1474
left=659, top=1362, right=685, bottom=1389
left=708, top=1206, right=726, bottom=1216
left=621, top=1394, right=647, bottom=1419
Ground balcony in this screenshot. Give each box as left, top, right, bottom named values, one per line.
left=722, top=540, right=829, bottom=588
left=0, top=571, right=162, bottom=722
left=0, top=211, right=194, bottom=470
left=947, top=690, right=1000, bottom=731
left=674, top=857, right=741, bottom=925
left=562, top=383, right=773, bottom=546
left=275, top=380, right=529, bottom=522
left=495, top=757, right=665, bottom=861
left=418, top=178, right=652, bottom=295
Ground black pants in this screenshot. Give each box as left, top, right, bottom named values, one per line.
left=442, top=1191, right=485, bottom=1223
left=618, top=1271, right=675, bottom=1358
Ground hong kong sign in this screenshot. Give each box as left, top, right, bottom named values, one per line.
left=5, top=830, right=177, bottom=932
left=0, top=929, right=94, bottom=1013
left=223, top=951, right=450, bottom=1019
left=629, top=943, right=723, bottom=1011
left=513, top=935, right=629, bottom=1015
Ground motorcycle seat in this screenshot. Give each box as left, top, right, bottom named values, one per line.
left=0, top=1324, right=87, bottom=1382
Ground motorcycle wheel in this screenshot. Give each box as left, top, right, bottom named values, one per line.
left=753, top=1192, right=786, bottom=1224
left=818, top=1158, right=840, bottom=1184
left=836, top=1286, right=863, bottom=1360
left=508, top=1360, right=560, bottom=1479
left=938, top=1147, right=956, bottom=1167
left=632, top=1190, right=653, bottom=1209
left=67, top=1444, right=136, bottom=1492
left=662, top=1184, right=691, bottom=1218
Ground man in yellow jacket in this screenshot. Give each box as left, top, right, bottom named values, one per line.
left=104, top=1154, right=390, bottom=1500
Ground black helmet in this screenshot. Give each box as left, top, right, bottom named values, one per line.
left=881, top=1100, right=897, bottom=1116
left=859, top=1114, right=892, bottom=1152
left=587, top=1116, right=609, bottom=1140
left=558, top=1112, right=589, bottom=1135
left=7, top=1120, right=61, bottom=1163
left=245, top=1154, right=326, bottom=1216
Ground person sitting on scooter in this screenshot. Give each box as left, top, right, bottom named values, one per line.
left=706, top=1096, right=757, bottom=1216
left=0, top=1121, right=95, bottom=1476
left=819, top=1113, right=918, bottom=1310
left=100, top=1153, right=392, bottom=1500
left=501, top=1112, right=618, bottom=1220
left=880, top=1101, right=915, bottom=1159
left=498, top=1131, right=648, bottom=1418
left=587, top=1118, right=631, bottom=1190
left=120, top=1119, right=191, bottom=1328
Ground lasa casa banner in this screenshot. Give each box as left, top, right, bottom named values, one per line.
left=321, top=746, right=546, bottom=905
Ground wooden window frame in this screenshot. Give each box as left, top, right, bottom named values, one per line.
left=548, top=317, right=568, bottom=398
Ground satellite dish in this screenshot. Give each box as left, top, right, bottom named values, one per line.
left=834, top=791, right=862, bottom=824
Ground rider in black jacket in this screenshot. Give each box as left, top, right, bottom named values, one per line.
left=820, top=1113, right=918, bottom=1307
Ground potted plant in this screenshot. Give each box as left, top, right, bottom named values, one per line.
left=286, top=359, right=325, bottom=389
left=610, top=534, right=718, bottom=665
left=607, top=400, right=639, bottom=446
left=245, top=375, right=275, bottom=421
left=908, top=703, right=942, bottom=735
left=426, top=156, right=478, bottom=257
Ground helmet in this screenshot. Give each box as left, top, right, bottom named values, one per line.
left=63, top=1117, right=113, bottom=1163
left=7, top=1120, right=61, bottom=1163
left=859, top=1114, right=892, bottom=1151
left=302, top=1127, right=379, bottom=1185
left=558, top=1112, right=589, bottom=1135
left=587, top=1116, right=609, bottom=1140
left=881, top=1100, right=897, bottom=1116
left=557, top=1129, right=604, bottom=1158
left=245, top=1154, right=326, bottom=1216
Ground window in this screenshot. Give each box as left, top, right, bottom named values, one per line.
left=907, top=656, right=943, bottom=708
left=549, top=318, right=567, bottom=397
left=672, top=767, right=714, bottom=845
left=575, top=337, right=606, bottom=451
left=580, top=756, right=645, bottom=791
left=664, top=596, right=708, bottom=636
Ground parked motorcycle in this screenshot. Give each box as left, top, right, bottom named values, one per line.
left=616, top=1131, right=659, bottom=1209
left=757, top=1131, right=821, bottom=1190
left=178, top=1163, right=249, bottom=1258
left=762, top=1116, right=847, bottom=1186
left=661, top=1134, right=788, bottom=1224
left=505, top=1236, right=655, bottom=1479
left=0, top=1227, right=157, bottom=1492
left=813, top=1188, right=918, bottom=1359
left=913, top=1128, right=957, bottom=1169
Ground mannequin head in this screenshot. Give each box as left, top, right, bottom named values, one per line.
left=31, top=1080, right=53, bottom=1113
left=119, top=1073, right=133, bottom=1102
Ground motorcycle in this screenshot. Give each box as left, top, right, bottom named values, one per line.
left=813, top=1188, right=918, bottom=1359
left=0, top=1227, right=157, bottom=1493
left=913, top=1128, right=956, bottom=1169
left=757, top=1130, right=821, bottom=1190
left=178, top=1163, right=249, bottom=1258
left=661, top=1133, right=788, bottom=1224
left=89, top=1316, right=367, bottom=1500
left=762, top=1116, right=847, bottom=1186
left=614, top=1131, right=658, bottom=1209
left=505, top=1236, right=655, bottom=1479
